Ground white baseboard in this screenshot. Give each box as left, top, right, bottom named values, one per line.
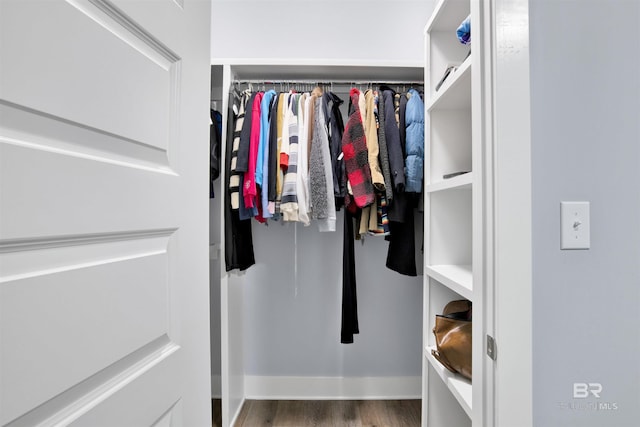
left=244, top=376, right=421, bottom=400
left=229, top=396, right=245, bottom=427
left=211, top=375, right=221, bottom=398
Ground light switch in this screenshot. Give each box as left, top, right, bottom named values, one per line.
left=561, top=201, right=590, bottom=250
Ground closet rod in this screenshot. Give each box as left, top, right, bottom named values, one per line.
left=233, top=79, right=423, bottom=85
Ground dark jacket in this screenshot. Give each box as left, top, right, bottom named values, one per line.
left=382, top=89, right=405, bottom=192
left=376, top=90, right=394, bottom=203
left=224, top=90, right=255, bottom=272
left=268, top=94, right=279, bottom=202
left=323, top=91, right=346, bottom=208
left=236, top=92, right=256, bottom=173
left=210, top=109, right=222, bottom=198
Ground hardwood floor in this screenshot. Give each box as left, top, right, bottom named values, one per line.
left=213, top=399, right=222, bottom=427
left=230, top=400, right=422, bottom=427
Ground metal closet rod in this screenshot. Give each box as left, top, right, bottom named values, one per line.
left=233, top=79, right=423, bottom=85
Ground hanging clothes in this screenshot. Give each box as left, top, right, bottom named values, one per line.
left=342, top=88, right=375, bottom=210
left=386, top=191, right=418, bottom=276
left=376, top=90, right=394, bottom=203
left=257, top=90, right=277, bottom=220
left=310, top=91, right=336, bottom=232
left=222, top=80, right=425, bottom=342
left=267, top=94, right=280, bottom=215
left=296, top=93, right=311, bottom=226
left=376, top=87, right=417, bottom=276
left=280, top=93, right=300, bottom=221
left=228, top=89, right=250, bottom=210
left=341, top=209, right=359, bottom=344
left=396, top=92, right=408, bottom=159
left=404, top=88, right=425, bottom=193
left=375, top=193, right=390, bottom=236
left=235, top=92, right=255, bottom=176
left=322, top=91, right=346, bottom=209
left=275, top=92, right=289, bottom=215
left=243, top=92, right=264, bottom=211
left=236, top=92, right=258, bottom=220
left=224, top=89, right=255, bottom=272
left=359, top=89, right=387, bottom=235
left=381, top=88, right=405, bottom=194
left=210, top=109, right=222, bottom=198
left=364, top=89, right=385, bottom=190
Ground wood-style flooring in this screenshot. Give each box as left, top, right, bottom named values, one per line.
left=229, top=399, right=422, bottom=427
left=213, top=399, right=222, bottom=427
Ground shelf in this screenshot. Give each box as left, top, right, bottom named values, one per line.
left=425, top=265, right=472, bottom=300
left=426, top=172, right=472, bottom=193
left=216, top=61, right=424, bottom=83
left=425, top=346, right=472, bottom=418
left=427, top=57, right=471, bottom=111
left=425, top=0, right=471, bottom=33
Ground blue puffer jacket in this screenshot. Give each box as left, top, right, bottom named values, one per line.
left=404, top=88, right=424, bottom=192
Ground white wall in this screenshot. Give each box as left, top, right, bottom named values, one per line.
left=211, top=0, right=434, bottom=65
left=530, top=0, right=640, bottom=425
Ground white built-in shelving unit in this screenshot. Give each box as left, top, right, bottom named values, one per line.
left=422, top=0, right=484, bottom=425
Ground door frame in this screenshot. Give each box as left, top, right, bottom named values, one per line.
left=483, top=0, right=533, bottom=426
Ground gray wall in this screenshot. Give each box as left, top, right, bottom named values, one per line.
left=530, top=0, right=640, bottom=425
left=244, top=213, right=424, bottom=377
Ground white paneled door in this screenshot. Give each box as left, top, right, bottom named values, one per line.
left=0, top=0, right=211, bottom=426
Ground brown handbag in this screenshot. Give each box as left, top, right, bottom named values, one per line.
left=431, top=300, right=472, bottom=380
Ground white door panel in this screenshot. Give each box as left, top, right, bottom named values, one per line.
left=0, top=144, right=175, bottom=238
left=0, top=0, right=211, bottom=425
left=1, top=0, right=177, bottom=151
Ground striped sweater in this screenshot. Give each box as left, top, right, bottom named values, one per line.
left=280, top=94, right=300, bottom=221
left=228, top=90, right=251, bottom=210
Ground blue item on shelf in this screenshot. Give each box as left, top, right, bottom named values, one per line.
left=457, top=15, right=471, bottom=45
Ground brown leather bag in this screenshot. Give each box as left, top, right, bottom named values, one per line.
left=431, top=299, right=472, bottom=380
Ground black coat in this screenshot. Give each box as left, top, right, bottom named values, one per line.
left=323, top=91, right=346, bottom=208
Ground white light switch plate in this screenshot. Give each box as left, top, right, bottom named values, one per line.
left=561, top=201, right=590, bottom=250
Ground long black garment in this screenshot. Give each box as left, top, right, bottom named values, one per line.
left=341, top=209, right=359, bottom=343
left=386, top=192, right=417, bottom=277
left=224, top=90, right=256, bottom=272
left=381, top=89, right=417, bottom=276
left=387, top=90, right=410, bottom=223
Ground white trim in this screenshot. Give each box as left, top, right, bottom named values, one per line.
left=209, top=61, right=424, bottom=86
left=244, top=376, right=422, bottom=400
left=211, top=375, right=221, bottom=399
left=210, top=57, right=423, bottom=69
left=229, top=397, right=246, bottom=427
left=490, top=1, right=532, bottom=426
